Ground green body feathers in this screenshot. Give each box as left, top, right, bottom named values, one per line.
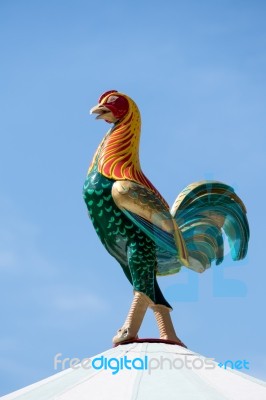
left=83, top=165, right=172, bottom=307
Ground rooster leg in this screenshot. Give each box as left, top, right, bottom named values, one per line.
left=112, top=291, right=153, bottom=344
left=151, top=304, right=182, bottom=343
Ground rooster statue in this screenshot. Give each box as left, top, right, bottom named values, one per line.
left=83, top=90, right=249, bottom=345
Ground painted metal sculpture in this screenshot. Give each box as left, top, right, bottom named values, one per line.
left=83, top=90, right=249, bottom=345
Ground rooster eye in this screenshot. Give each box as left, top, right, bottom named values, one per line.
left=107, top=96, right=119, bottom=103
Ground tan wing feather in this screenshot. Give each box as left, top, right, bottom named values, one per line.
left=112, top=180, right=189, bottom=266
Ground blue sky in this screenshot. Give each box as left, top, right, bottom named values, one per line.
left=0, top=0, right=266, bottom=395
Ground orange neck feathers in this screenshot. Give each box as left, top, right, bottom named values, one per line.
left=88, top=98, right=169, bottom=208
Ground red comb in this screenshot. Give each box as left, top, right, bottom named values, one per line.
left=98, top=90, right=118, bottom=103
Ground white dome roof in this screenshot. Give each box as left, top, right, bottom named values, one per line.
left=2, top=342, right=266, bottom=400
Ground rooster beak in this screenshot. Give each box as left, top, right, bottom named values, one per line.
left=89, top=104, right=109, bottom=119
left=90, top=104, right=117, bottom=123
left=90, top=104, right=101, bottom=114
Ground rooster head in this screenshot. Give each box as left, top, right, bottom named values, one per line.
left=90, top=90, right=130, bottom=124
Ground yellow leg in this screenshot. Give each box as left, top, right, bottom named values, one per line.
left=113, top=291, right=153, bottom=344
left=151, top=304, right=180, bottom=342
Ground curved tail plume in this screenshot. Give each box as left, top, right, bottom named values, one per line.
left=171, top=181, right=250, bottom=272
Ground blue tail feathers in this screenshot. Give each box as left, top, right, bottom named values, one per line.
left=171, top=181, right=250, bottom=272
